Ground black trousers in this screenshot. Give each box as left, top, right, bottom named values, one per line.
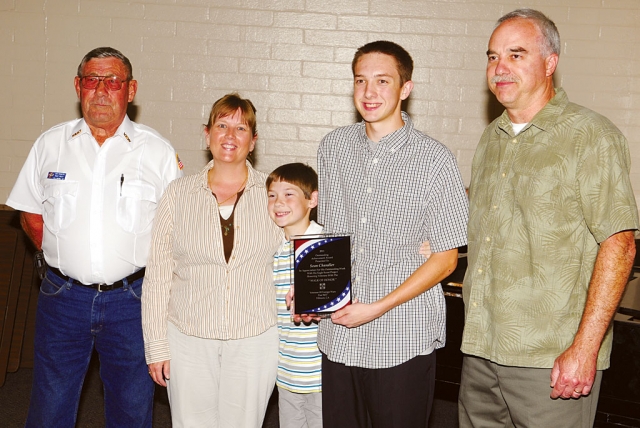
left=321, top=352, right=436, bottom=428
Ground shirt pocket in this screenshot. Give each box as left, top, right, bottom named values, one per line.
left=42, top=180, right=79, bottom=233
left=117, top=180, right=157, bottom=234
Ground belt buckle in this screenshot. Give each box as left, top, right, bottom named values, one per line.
left=97, top=283, right=106, bottom=292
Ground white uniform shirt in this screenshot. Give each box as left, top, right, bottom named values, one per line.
left=7, top=116, right=183, bottom=285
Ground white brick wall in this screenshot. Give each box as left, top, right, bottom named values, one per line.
left=1, top=0, right=639, bottom=205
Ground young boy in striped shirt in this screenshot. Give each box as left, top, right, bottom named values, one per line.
left=266, top=163, right=323, bottom=428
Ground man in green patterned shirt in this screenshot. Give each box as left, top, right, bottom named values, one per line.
left=459, top=8, right=639, bottom=428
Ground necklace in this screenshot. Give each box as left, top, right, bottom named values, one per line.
left=212, top=171, right=248, bottom=206
left=222, top=221, right=233, bottom=236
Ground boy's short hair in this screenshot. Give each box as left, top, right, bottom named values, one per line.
left=267, top=163, right=318, bottom=198
left=351, top=40, right=413, bottom=86
left=267, top=163, right=318, bottom=220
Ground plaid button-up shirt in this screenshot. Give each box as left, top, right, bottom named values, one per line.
left=317, top=112, right=468, bottom=369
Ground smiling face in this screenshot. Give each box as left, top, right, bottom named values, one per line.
left=206, top=108, right=257, bottom=165
left=353, top=52, right=413, bottom=141
left=486, top=18, right=558, bottom=122
left=267, top=180, right=318, bottom=238
left=74, top=57, right=137, bottom=141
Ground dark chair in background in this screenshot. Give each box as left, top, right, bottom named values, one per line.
left=0, top=208, right=39, bottom=387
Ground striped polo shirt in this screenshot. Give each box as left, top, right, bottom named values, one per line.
left=275, top=221, right=323, bottom=393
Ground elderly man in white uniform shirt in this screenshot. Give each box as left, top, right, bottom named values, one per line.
left=6, top=47, right=182, bottom=428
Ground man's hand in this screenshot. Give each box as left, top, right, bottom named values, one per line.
left=20, top=211, right=44, bottom=250
left=550, top=344, right=596, bottom=399
left=550, top=230, right=635, bottom=399
left=148, top=361, right=170, bottom=387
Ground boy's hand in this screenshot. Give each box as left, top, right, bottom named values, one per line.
left=330, top=298, right=381, bottom=328
left=285, top=286, right=294, bottom=310
left=291, top=313, right=322, bottom=323
left=419, top=240, right=432, bottom=259
left=287, top=284, right=322, bottom=324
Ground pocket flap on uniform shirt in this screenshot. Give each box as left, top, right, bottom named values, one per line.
left=120, top=180, right=157, bottom=202
left=43, top=180, right=79, bottom=199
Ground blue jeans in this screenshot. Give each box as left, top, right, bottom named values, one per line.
left=25, top=269, right=154, bottom=428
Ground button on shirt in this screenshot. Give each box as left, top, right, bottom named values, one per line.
left=462, top=88, right=640, bottom=369
left=6, top=116, right=182, bottom=284
left=317, top=112, right=468, bottom=369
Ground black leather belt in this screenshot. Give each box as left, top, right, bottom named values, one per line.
left=47, top=266, right=145, bottom=292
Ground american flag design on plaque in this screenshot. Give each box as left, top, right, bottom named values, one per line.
left=293, top=235, right=351, bottom=314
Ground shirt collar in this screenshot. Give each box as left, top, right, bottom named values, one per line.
left=194, top=160, right=259, bottom=194
left=305, top=220, right=323, bottom=235
left=496, top=88, right=569, bottom=136
left=358, top=111, right=414, bottom=152
left=69, top=115, right=135, bottom=145
left=283, top=221, right=324, bottom=245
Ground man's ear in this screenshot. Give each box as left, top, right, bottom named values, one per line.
left=309, top=190, right=318, bottom=209
left=74, top=76, right=82, bottom=100
left=127, top=79, right=138, bottom=103
left=545, top=53, right=559, bottom=77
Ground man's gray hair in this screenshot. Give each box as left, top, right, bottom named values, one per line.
left=77, top=47, right=133, bottom=80
left=497, top=8, right=561, bottom=57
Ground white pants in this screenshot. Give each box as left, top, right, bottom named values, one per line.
left=166, top=322, right=278, bottom=428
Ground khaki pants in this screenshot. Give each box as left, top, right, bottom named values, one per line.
left=278, top=387, right=322, bottom=428
left=166, top=322, right=278, bottom=428
left=458, top=355, right=602, bottom=428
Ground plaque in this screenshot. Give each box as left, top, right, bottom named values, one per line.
left=292, top=234, right=351, bottom=314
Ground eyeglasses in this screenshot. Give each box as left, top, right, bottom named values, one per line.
left=78, top=75, right=129, bottom=91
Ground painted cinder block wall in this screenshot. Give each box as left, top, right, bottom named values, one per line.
left=1, top=0, right=639, bottom=205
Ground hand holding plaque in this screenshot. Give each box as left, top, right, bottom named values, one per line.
left=292, top=235, right=351, bottom=315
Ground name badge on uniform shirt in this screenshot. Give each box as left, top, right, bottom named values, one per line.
left=47, top=172, right=66, bottom=180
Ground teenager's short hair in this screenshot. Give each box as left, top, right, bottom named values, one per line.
left=205, top=93, right=257, bottom=136
left=351, top=40, right=413, bottom=85
left=266, top=163, right=318, bottom=199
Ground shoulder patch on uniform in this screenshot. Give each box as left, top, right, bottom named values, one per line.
left=176, top=153, right=184, bottom=170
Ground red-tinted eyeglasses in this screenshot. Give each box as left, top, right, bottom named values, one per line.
left=78, top=75, right=129, bottom=91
